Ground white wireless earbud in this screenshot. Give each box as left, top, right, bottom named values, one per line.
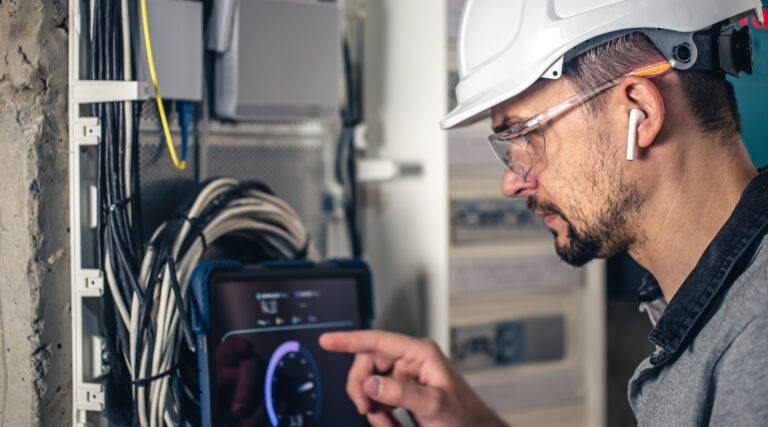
left=627, top=109, right=645, bottom=161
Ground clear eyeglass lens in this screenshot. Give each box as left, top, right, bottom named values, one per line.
left=488, top=128, right=545, bottom=176
left=527, top=128, right=545, bottom=158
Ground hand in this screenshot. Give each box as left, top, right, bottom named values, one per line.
left=319, top=330, right=506, bottom=427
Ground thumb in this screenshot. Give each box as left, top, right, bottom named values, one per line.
left=363, top=375, right=446, bottom=417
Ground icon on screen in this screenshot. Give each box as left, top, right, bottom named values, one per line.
left=261, top=299, right=278, bottom=315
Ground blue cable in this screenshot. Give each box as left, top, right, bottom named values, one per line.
left=177, top=101, right=194, bottom=162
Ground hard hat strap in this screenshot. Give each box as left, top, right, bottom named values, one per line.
left=563, top=25, right=753, bottom=78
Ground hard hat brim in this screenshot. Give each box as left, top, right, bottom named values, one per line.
left=440, top=71, right=544, bottom=130
left=440, top=102, right=490, bottom=130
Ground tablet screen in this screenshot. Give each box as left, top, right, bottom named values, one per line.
left=209, top=275, right=365, bottom=427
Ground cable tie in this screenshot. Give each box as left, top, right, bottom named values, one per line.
left=130, top=363, right=178, bottom=387
left=343, top=118, right=361, bottom=128
left=166, top=257, right=197, bottom=352
left=107, top=197, right=132, bottom=212
left=295, top=238, right=311, bottom=260
left=176, top=214, right=207, bottom=250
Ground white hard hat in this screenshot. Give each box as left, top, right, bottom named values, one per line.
left=441, top=0, right=765, bottom=129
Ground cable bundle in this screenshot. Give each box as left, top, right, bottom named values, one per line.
left=86, top=1, right=334, bottom=425
left=89, top=0, right=145, bottom=421
left=87, top=2, right=317, bottom=423
left=105, top=178, right=318, bottom=426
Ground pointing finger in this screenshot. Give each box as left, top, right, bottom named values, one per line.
left=320, top=330, right=424, bottom=359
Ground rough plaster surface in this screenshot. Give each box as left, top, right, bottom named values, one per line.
left=0, top=0, right=70, bottom=425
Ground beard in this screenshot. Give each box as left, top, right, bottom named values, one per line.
left=527, top=158, right=643, bottom=267
left=527, top=196, right=600, bottom=266
left=528, top=195, right=640, bottom=266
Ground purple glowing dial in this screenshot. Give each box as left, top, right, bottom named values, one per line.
left=265, top=340, right=322, bottom=426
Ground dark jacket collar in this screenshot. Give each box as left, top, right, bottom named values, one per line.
left=637, top=167, right=768, bottom=366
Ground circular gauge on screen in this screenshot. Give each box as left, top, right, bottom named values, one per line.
left=265, top=340, right=322, bottom=427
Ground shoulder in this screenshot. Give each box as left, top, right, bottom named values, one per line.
left=691, top=234, right=768, bottom=364
left=717, top=313, right=768, bottom=366
left=709, top=241, right=768, bottom=391
left=719, top=233, right=768, bottom=321
left=708, top=313, right=768, bottom=424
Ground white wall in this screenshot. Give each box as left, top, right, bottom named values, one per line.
left=361, top=0, right=450, bottom=348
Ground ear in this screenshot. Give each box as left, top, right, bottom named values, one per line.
left=620, top=75, right=666, bottom=149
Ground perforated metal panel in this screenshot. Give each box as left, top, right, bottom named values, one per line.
left=205, top=138, right=326, bottom=244
left=137, top=102, right=199, bottom=239
left=137, top=102, right=328, bottom=248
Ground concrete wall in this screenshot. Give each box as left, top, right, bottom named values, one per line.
left=0, top=1, right=70, bottom=425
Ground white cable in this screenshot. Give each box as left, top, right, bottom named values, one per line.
left=124, top=178, right=316, bottom=426
left=151, top=268, right=171, bottom=377
left=137, top=346, right=150, bottom=427
left=104, top=252, right=131, bottom=327
left=120, top=0, right=133, bottom=222
left=129, top=292, right=140, bottom=394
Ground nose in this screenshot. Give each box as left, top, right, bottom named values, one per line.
left=501, top=170, right=539, bottom=197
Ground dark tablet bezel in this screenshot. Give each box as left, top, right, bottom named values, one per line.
left=205, top=262, right=373, bottom=427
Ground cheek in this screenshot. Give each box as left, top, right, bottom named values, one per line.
left=539, top=128, right=596, bottom=194
left=540, top=153, right=608, bottom=224
left=538, top=116, right=621, bottom=219
left=541, top=121, right=592, bottom=169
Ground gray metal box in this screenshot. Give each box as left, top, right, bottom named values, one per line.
left=136, top=0, right=203, bottom=101
left=209, top=0, right=340, bottom=121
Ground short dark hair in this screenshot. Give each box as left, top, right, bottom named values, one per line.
left=563, top=32, right=742, bottom=139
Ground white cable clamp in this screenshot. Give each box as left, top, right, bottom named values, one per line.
left=76, top=269, right=104, bottom=297
left=74, top=118, right=101, bottom=147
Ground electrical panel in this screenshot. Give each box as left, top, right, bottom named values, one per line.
left=450, top=198, right=551, bottom=244
left=136, top=0, right=203, bottom=101
left=451, top=316, right=566, bottom=372
left=68, top=0, right=338, bottom=425
left=208, top=0, right=341, bottom=121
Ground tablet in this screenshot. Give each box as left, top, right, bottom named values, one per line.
left=190, top=260, right=373, bottom=427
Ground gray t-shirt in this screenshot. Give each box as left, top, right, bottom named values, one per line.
left=628, top=169, right=768, bottom=426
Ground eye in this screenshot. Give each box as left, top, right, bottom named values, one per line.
left=506, top=132, right=530, bottom=148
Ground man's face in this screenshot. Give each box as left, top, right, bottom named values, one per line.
left=492, top=79, right=644, bottom=266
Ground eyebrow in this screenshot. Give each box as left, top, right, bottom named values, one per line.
left=492, top=115, right=526, bottom=134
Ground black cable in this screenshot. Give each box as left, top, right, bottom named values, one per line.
left=336, top=36, right=364, bottom=258
left=345, top=127, right=362, bottom=257
left=166, top=257, right=196, bottom=351
left=131, top=100, right=144, bottom=253
left=89, top=0, right=143, bottom=423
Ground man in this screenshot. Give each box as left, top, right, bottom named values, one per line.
left=321, top=1, right=768, bottom=425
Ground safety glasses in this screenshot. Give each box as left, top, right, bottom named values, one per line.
left=488, top=59, right=677, bottom=181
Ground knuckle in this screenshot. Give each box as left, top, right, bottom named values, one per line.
left=419, top=338, right=442, bottom=356
left=350, top=355, right=371, bottom=377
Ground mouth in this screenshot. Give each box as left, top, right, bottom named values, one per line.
left=535, top=210, right=559, bottom=226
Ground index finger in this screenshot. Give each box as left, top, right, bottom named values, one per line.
left=319, top=330, right=422, bottom=359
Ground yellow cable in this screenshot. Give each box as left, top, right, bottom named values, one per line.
left=140, top=0, right=186, bottom=170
